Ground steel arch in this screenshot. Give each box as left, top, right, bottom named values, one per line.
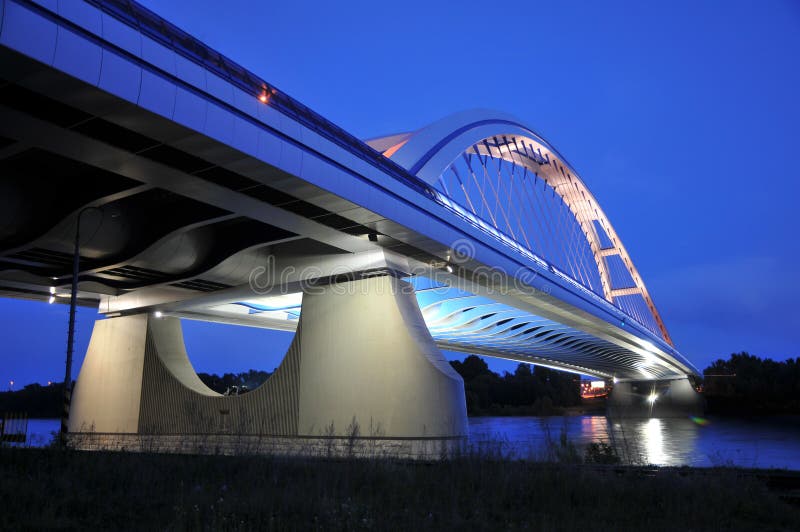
left=370, top=109, right=673, bottom=345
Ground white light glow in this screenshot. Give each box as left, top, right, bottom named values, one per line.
left=446, top=265, right=453, bottom=273
left=154, top=311, right=163, bottom=318
left=647, top=392, right=658, bottom=404
left=642, top=352, right=657, bottom=365
left=49, top=286, right=56, bottom=294
left=642, top=418, right=667, bottom=465
left=211, top=293, right=304, bottom=323
left=239, top=292, right=303, bottom=309
left=48, top=295, right=55, bottom=304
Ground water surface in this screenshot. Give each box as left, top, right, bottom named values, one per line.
left=19, top=416, right=800, bottom=470
left=469, top=415, right=800, bottom=469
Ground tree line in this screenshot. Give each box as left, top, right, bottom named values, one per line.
left=449, top=355, right=582, bottom=415
left=4, top=352, right=797, bottom=419
left=0, top=382, right=66, bottom=418
left=0, top=369, right=274, bottom=418
left=0, top=360, right=584, bottom=418
left=703, top=352, right=800, bottom=415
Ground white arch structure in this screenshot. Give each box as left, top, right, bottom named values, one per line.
left=369, top=109, right=673, bottom=346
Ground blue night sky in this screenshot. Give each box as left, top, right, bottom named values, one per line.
left=2, top=0, right=799, bottom=388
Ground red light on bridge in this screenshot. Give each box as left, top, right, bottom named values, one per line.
left=258, top=87, right=276, bottom=104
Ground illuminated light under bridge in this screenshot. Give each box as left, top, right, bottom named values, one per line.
left=213, top=275, right=690, bottom=381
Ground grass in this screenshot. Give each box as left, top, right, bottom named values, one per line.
left=0, top=447, right=798, bottom=531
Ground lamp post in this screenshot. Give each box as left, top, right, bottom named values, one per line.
left=60, top=206, right=102, bottom=446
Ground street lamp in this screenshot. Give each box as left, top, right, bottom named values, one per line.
left=60, top=206, right=104, bottom=446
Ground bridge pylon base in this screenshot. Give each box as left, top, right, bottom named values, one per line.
left=607, top=378, right=705, bottom=418
left=67, top=275, right=468, bottom=458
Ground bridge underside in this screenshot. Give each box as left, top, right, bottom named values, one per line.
left=206, top=275, right=685, bottom=380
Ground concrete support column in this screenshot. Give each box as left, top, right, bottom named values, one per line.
left=68, top=275, right=468, bottom=450
left=296, top=275, right=468, bottom=438
left=68, top=314, right=149, bottom=433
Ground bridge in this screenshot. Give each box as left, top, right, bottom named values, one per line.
left=0, top=0, right=702, bottom=455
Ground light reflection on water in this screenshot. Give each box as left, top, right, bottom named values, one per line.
left=615, top=418, right=698, bottom=466
left=641, top=418, right=667, bottom=465
left=16, top=417, right=800, bottom=470
left=468, top=415, right=800, bottom=469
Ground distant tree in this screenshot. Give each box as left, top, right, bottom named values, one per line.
left=451, top=355, right=493, bottom=381
left=449, top=356, right=581, bottom=415
left=514, top=364, right=532, bottom=378
left=703, top=352, right=800, bottom=414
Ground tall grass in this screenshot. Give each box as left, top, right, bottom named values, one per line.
left=0, top=446, right=798, bottom=531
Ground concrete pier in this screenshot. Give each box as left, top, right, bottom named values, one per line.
left=607, top=378, right=705, bottom=418
left=68, top=276, right=468, bottom=457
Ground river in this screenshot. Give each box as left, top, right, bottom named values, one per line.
left=18, top=416, right=800, bottom=470
left=469, top=415, right=800, bottom=469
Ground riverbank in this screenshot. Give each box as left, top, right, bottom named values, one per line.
left=1, top=447, right=798, bottom=530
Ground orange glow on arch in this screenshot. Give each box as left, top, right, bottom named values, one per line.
left=382, top=139, right=409, bottom=159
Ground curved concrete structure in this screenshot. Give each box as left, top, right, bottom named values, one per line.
left=70, top=276, right=467, bottom=452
